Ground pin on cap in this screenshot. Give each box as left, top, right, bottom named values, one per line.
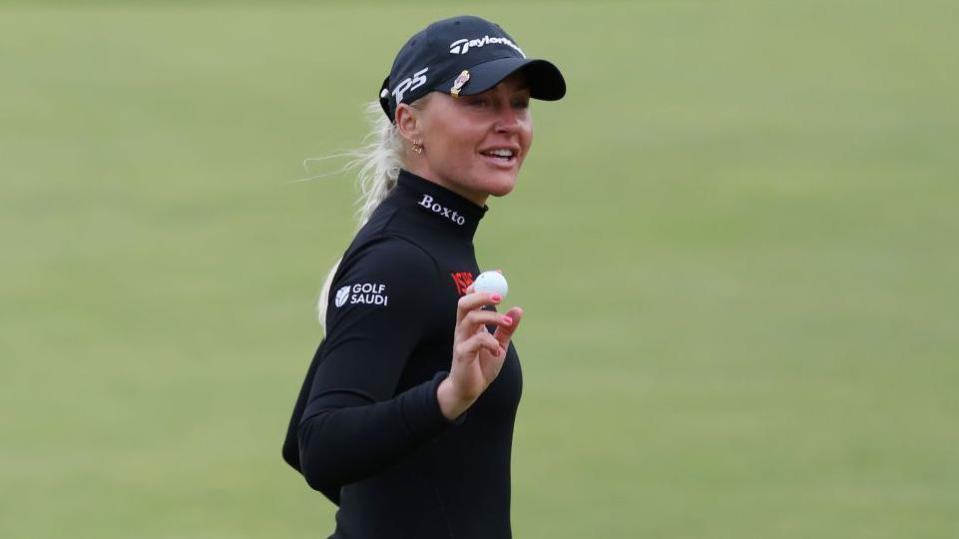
left=450, top=70, right=471, bottom=97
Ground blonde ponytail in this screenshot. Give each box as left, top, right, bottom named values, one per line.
left=316, top=101, right=406, bottom=331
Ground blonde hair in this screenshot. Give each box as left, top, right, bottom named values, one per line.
left=315, top=100, right=408, bottom=331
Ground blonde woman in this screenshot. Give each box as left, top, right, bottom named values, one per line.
left=283, top=15, right=565, bottom=538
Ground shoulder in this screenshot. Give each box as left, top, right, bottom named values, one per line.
left=339, top=235, right=438, bottom=282
left=329, top=235, right=442, bottom=309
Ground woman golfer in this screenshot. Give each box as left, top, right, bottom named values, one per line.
left=282, top=15, right=565, bottom=538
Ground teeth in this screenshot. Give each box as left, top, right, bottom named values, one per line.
left=484, top=149, right=514, bottom=158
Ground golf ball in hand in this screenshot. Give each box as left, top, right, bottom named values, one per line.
left=473, top=271, right=508, bottom=298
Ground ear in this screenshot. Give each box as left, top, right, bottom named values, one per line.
left=395, top=103, right=422, bottom=143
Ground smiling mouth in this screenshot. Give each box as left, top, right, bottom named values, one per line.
left=480, top=148, right=517, bottom=163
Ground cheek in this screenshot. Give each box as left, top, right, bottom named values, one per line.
left=437, top=124, right=484, bottom=160
left=520, top=121, right=534, bottom=154
left=426, top=125, right=477, bottom=172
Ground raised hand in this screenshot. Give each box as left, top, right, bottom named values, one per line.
left=436, top=283, right=523, bottom=420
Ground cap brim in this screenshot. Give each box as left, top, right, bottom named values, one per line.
left=441, top=57, right=566, bottom=101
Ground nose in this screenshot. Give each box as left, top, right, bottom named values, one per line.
left=493, top=102, right=520, bottom=133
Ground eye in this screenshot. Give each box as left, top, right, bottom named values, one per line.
left=512, top=97, right=530, bottom=109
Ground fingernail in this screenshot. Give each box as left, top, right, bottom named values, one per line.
left=502, top=316, right=513, bottom=325
left=491, top=294, right=502, bottom=302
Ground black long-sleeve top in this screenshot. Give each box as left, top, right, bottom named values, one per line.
left=282, top=169, right=523, bottom=539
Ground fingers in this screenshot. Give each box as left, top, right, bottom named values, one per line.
left=454, top=330, right=504, bottom=360
left=455, top=309, right=514, bottom=341
left=456, top=287, right=502, bottom=326
left=493, top=306, right=523, bottom=348
left=456, top=280, right=522, bottom=353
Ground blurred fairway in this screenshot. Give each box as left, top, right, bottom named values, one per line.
left=2, top=1, right=958, bottom=538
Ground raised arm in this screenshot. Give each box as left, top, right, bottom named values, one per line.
left=294, top=238, right=455, bottom=494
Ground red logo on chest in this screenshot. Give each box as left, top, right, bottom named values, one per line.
left=450, top=271, right=474, bottom=296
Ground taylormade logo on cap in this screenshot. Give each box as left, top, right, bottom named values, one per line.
left=449, top=35, right=525, bottom=57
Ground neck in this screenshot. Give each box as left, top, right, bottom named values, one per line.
left=391, top=169, right=489, bottom=242
left=403, top=163, right=489, bottom=207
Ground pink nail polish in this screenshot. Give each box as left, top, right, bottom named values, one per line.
left=491, top=294, right=502, bottom=302
left=502, top=316, right=513, bottom=325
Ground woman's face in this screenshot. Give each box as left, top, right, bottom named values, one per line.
left=399, top=72, right=533, bottom=206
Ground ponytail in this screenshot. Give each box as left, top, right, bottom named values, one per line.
left=316, top=101, right=406, bottom=330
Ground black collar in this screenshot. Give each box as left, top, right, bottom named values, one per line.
left=391, top=169, right=488, bottom=241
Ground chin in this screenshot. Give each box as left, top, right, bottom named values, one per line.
left=482, top=175, right=518, bottom=198
left=487, top=183, right=516, bottom=198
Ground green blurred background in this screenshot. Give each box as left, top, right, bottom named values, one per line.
left=2, top=1, right=957, bottom=537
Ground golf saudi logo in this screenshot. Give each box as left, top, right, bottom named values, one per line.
left=335, top=283, right=390, bottom=308
left=334, top=286, right=351, bottom=308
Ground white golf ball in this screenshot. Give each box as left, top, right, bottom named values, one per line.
left=473, top=271, right=509, bottom=298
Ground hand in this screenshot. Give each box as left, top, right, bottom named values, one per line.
left=437, top=282, right=523, bottom=420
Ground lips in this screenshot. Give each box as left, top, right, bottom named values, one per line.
left=479, top=146, right=521, bottom=168
left=480, top=148, right=516, bottom=159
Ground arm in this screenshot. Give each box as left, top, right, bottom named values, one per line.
left=295, top=239, right=456, bottom=493
left=298, top=372, right=455, bottom=491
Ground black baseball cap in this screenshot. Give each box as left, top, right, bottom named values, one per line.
left=378, top=15, right=566, bottom=122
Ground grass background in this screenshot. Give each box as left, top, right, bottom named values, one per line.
left=1, top=1, right=957, bottom=537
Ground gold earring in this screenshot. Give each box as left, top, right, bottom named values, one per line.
left=412, top=140, right=423, bottom=154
